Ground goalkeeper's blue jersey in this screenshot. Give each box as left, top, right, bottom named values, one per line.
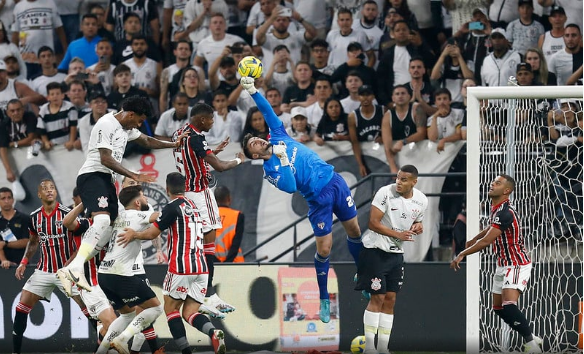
left=251, top=92, right=334, bottom=201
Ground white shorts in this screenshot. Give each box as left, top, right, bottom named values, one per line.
left=185, top=189, right=221, bottom=233
left=80, top=284, right=111, bottom=319
left=23, top=269, right=80, bottom=300
left=491, top=263, right=532, bottom=294
left=162, top=272, right=208, bottom=303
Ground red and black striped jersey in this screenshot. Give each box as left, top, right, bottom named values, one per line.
left=154, top=196, right=206, bottom=275
left=489, top=199, right=531, bottom=266
left=73, top=219, right=106, bottom=286
left=29, top=203, right=81, bottom=273
left=172, top=123, right=213, bottom=192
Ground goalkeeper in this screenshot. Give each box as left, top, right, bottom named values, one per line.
left=240, top=76, right=363, bottom=324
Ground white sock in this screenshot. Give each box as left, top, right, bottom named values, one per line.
left=131, top=332, right=146, bottom=351
left=377, top=313, right=394, bottom=354
left=117, top=305, right=163, bottom=344
left=363, top=310, right=380, bottom=352
left=69, top=215, right=111, bottom=270
left=96, top=311, right=135, bottom=354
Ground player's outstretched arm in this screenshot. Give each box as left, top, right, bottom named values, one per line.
left=117, top=225, right=162, bottom=248
left=99, top=148, right=156, bottom=183
left=204, top=151, right=245, bottom=172
left=241, top=77, right=283, bottom=131
left=135, top=131, right=188, bottom=150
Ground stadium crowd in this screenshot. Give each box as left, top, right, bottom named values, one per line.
left=0, top=0, right=582, bottom=258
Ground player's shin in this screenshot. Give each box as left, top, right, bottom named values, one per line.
left=346, top=235, right=363, bottom=265
left=187, top=312, right=215, bottom=337
left=363, top=310, right=380, bottom=353
left=70, top=215, right=112, bottom=270
left=117, top=305, right=163, bottom=344
left=314, top=252, right=330, bottom=299
left=131, top=332, right=145, bottom=353
left=142, top=325, right=161, bottom=352
left=501, top=301, right=534, bottom=342
left=96, top=311, right=136, bottom=354
left=12, top=302, right=31, bottom=354
left=376, top=313, right=394, bottom=354
left=204, top=243, right=215, bottom=296
left=167, top=311, right=192, bottom=354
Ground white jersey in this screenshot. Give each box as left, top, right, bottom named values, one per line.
left=184, top=0, right=229, bottom=44
left=78, top=112, right=141, bottom=176
left=326, top=28, right=371, bottom=68
left=155, top=107, right=191, bottom=138
left=427, top=108, right=465, bottom=139
left=124, top=57, right=158, bottom=93
left=362, top=184, right=428, bottom=253
left=99, top=209, right=154, bottom=276
left=87, top=63, right=116, bottom=96
left=0, top=78, right=18, bottom=111
left=31, top=72, right=67, bottom=96
left=541, top=31, right=565, bottom=65
left=195, top=33, right=244, bottom=67
left=548, top=49, right=575, bottom=86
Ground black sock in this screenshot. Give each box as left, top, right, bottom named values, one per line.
left=501, top=303, right=533, bottom=342
left=89, top=318, right=98, bottom=330
left=143, top=325, right=160, bottom=352
left=205, top=254, right=215, bottom=296
left=187, top=313, right=214, bottom=338
left=167, top=312, right=191, bottom=354
left=13, top=308, right=29, bottom=354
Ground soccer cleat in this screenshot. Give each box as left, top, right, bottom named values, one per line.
left=58, top=267, right=92, bottom=293
left=211, top=329, right=226, bottom=354
left=524, top=335, right=543, bottom=353
left=198, top=303, right=226, bottom=319
left=56, top=268, right=74, bottom=297
left=319, top=299, right=331, bottom=323
left=361, top=290, right=371, bottom=300
left=111, top=337, right=130, bottom=354
left=152, top=347, right=166, bottom=354
left=206, top=294, right=236, bottom=313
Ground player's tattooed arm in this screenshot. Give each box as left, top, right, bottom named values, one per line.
left=135, top=134, right=184, bottom=149
left=99, top=148, right=155, bottom=183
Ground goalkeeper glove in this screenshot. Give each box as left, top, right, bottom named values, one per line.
left=240, top=77, right=257, bottom=95
left=272, top=142, right=290, bottom=166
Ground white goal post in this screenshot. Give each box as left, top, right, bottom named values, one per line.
left=466, top=86, right=583, bottom=353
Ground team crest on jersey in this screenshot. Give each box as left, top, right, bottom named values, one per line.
left=370, top=277, right=382, bottom=291
left=55, top=220, right=63, bottom=228
left=184, top=204, right=194, bottom=216
left=317, top=222, right=325, bottom=230
left=97, top=196, right=109, bottom=208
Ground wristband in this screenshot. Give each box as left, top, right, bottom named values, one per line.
left=20, top=258, right=28, bottom=266
left=233, top=157, right=242, bottom=165
left=402, top=138, right=408, bottom=145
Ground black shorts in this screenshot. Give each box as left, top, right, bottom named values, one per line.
left=134, top=273, right=151, bottom=287
left=355, top=248, right=404, bottom=294
left=77, top=172, right=119, bottom=220
left=98, top=273, right=157, bottom=310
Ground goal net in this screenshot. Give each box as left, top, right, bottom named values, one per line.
left=466, top=86, right=583, bottom=353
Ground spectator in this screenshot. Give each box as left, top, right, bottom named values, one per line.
left=406, top=57, right=436, bottom=116
left=86, top=38, right=116, bottom=96
left=353, top=1, right=383, bottom=66
left=0, top=21, right=26, bottom=81
left=77, top=4, right=115, bottom=43
left=515, top=62, right=541, bottom=86
left=246, top=0, right=278, bottom=37
left=506, top=0, right=545, bottom=56
left=160, top=40, right=193, bottom=112
left=55, top=0, right=80, bottom=45
left=226, top=0, right=255, bottom=43
left=538, top=5, right=567, bottom=64
left=455, top=7, right=493, bottom=83
left=460, top=78, right=477, bottom=112
left=214, top=186, right=245, bottom=263
left=376, top=20, right=435, bottom=106
left=549, top=24, right=583, bottom=86
left=0, top=1, right=15, bottom=37
left=229, top=75, right=267, bottom=114
left=37, top=81, right=78, bottom=151
left=306, top=77, right=333, bottom=127
left=381, top=85, right=427, bottom=174
left=430, top=38, right=475, bottom=109
left=537, top=0, right=583, bottom=33
left=58, top=14, right=101, bottom=72
left=327, top=8, right=374, bottom=69
left=30, top=46, right=67, bottom=97
left=310, top=39, right=336, bottom=79
left=123, top=35, right=160, bottom=110
left=180, top=0, right=228, bottom=54
left=0, top=187, right=31, bottom=268
left=314, top=97, right=350, bottom=146
left=106, top=63, right=149, bottom=111
left=240, top=106, right=269, bottom=144
left=4, top=55, right=25, bottom=83
left=489, top=0, right=519, bottom=29
left=112, top=12, right=162, bottom=65
left=255, top=4, right=317, bottom=69
left=281, top=61, right=315, bottom=112
left=67, top=80, right=91, bottom=117
left=12, top=0, right=68, bottom=79
left=0, top=60, right=45, bottom=112
left=443, top=0, right=490, bottom=35
left=286, top=106, right=314, bottom=143
left=155, top=92, right=191, bottom=142
left=329, top=0, right=363, bottom=32
left=426, top=88, right=464, bottom=153
left=0, top=99, right=37, bottom=182
left=178, top=66, right=208, bottom=107
left=193, top=13, right=244, bottom=76
left=265, top=45, right=295, bottom=98
left=208, top=90, right=243, bottom=145
left=77, top=91, right=111, bottom=153
left=566, top=65, right=583, bottom=85
left=340, top=71, right=377, bottom=113
left=480, top=28, right=521, bottom=87
left=348, top=85, right=384, bottom=176
left=525, top=47, right=557, bottom=85
left=378, top=7, right=405, bottom=56
left=265, top=87, right=291, bottom=128
left=451, top=209, right=467, bottom=256
left=105, top=0, right=160, bottom=44
left=161, top=0, right=189, bottom=55
left=209, top=55, right=240, bottom=94
left=330, top=42, right=377, bottom=99
left=382, top=0, right=419, bottom=30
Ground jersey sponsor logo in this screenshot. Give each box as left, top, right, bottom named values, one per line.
left=37, top=232, right=66, bottom=243
left=101, top=259, right=115, bottom=268
left=370, top=277, right=381, bottom=291
left=98, top=196, right=109, bottom=208
left=123, top=296, right=140, bottom=303
left=176, top=286, right=188, bottom=293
